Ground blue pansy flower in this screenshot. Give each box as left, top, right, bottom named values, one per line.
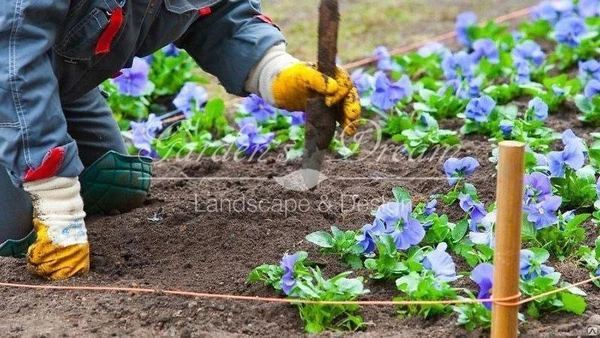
left=350, top=68, right=374, bottom=96
left=455, top=11, right=478, bottom=47
left=281, top=110, right=306, bottom=126
left=499, top=120, right=514, bottom=136
left=112, top=57, right=150, bottom=97
left=524, top=172, right=552, bottom=203
left=424, top=199, right=437, bottom=216
left=585, top=79, right=600, bottom=99
left=280, top=253, right=300, bottom=295
left=579, top=60, right=600, bottom=83
left=512, top=40, right=545, bottom=67
left=471, top=38, right=500, bottom=64
left=371, top=72, right=412, bottom=111
left=130, top=113, right=162, bottom=157
left=459, top=193, right=487, bottom=226
left=374, top=202, right=425, bottom=250
left=528, top=97, right=549, bottom=121
left=555, top=16, right=587, bottom=47
left=471, top=263, right=494, bottom=310
left=373, top=46, right=401, bottom=71
left=519, top=250, right=555, bottom=281
left=443, top=157, right=480, bottom=186
left=578, top=0, right=600, bottom=17
left=162, top=43, right=181, bottom=57
left=243, top=94, right=277, bottom=122
left=465, top=95, right=496, bottom=124
left=173, top=82, right=208, bottom=118
left=442, top=51, right=474, bottom=80
left=531, top=0, right=574, bottom=25
left=356, top=219, right=387, bottom=254
left=514, top=58, right=532, bottom=84
left=417, top=42, right=450, bottom=58
left=423, top=243, right=458, bottom=282
left=548, top=140, right=585, bottom=177
left=524, top=196, right=562, bottom=229
left=469, top=211, right=496, bottom=248
left=235, top=117, right=274, bottom=156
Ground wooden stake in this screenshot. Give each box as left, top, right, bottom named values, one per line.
left=491, top=141, right=525, bottom=338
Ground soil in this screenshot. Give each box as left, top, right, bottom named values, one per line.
left=2, top=5, right=600, bottom=338
left=2, top=99, right=599, bottom=338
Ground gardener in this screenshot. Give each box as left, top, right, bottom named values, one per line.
left=0, top=0, right=360, bottom=280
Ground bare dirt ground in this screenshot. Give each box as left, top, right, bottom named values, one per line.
left=4, top=1, right=594, bottom=338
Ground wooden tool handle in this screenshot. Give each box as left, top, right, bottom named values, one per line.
left=316, top=0, right=339, bottom=78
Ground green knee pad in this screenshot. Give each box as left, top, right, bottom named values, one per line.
left=80, top=151, right=153, bottom=215
left=0, top=231, right=35, bottom=258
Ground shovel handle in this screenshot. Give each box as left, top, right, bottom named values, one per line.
left=316, top=0, right=339, bottom=78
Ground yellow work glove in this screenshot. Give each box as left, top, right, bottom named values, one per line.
left=24, top=177, right=90, bottom=280
left=272, top=63, right=361, bottom=136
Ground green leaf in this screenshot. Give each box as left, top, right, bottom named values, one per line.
left=452, top=220, right=469, bottom=242
left=305, top=231, right=334, bottom=248
left=561, top=293, right=586, bottom=315
left=393, top=187, right=412, bottom=203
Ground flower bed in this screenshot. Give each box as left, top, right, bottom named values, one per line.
left=3, top=0, right=600, bottom=336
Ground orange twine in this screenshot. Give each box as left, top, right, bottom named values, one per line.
left=0, top=274, right=597, bottom=307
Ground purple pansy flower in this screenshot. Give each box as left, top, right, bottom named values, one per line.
left=585, top=79, right=600, bottom=99
left=471, top=263, right=494, bottom=310
left=459, top=193, right=487, bottom=225
left=442, top=51, right=475, bottom=80
left=528, top=97, right=549, bottom=121
left=281, top=110, right=306, bottom=126
left=371, top=72, right=412, bottom=111
left=417, top=42, right=449, bottom=58
left=235, top=117, right=274, bottom=156
left=548, top=141, right=586, bottom=177
left=280, top=253, right=300, bottom=295
left=423, top=243, right=457, bottom=282
left=374, top=202, right=425, bottom=250
left=519, top=250, right=555, bottom=281
left=443, top=157, right=480, bottom=186
left=514, top=58, right=532, bottom=84
left=579, top=60, right=600, bottom=83
left=424, top=199, right=437, bottom=216
left=562, top=129, right=587, bottom=155
left=531, top=1, right=574, bottom=24
left=597, top=176, right=600, bottom=198
left=524, top=172, right=553, bottom=203
left=499, top=120, right=514, bottom=136
left=471, top=39, right=500, bottom=64
left=456, top=11, right=478, bottom=47
left=578, top=0, right=600, bottom=17
left=469, top=211, right=496, bottom=248
left=465, top=95, right=496, bottom=124
left=130, top=114, right=162, bottom=157
left=555, top=17, right=587, bottom=47
left=512, top=40, right=545, bottom=67
left=373, top=46, right=400, bottom=71
left=173, top=82, right=208, bottom=118
left=356, top=219, right=387, bottom=254
left=162, top=43, right=181, bottom=57
left=524, top=196, right=562, bottom=229
left=351, top=69, right=374, bottom=96
left=112, top=57, right=150, bottom=97
left=243, top=94, right=277, bottom=122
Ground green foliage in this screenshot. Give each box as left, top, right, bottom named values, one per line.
left=154, top=98, right=233, bottom=158
left=294, top=269, right=368, bottom=333
left=520, top=272, right=587, bottom=317
left=305, top=226, right=364, bottom=268
left=523, top=212, right=590, bottom=261
left=395, top=271, right=458, bottom=319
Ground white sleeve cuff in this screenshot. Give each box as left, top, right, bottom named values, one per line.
left=244, top=43, right=300, bottom=105
left=24, top=176, right=88, bottom=246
